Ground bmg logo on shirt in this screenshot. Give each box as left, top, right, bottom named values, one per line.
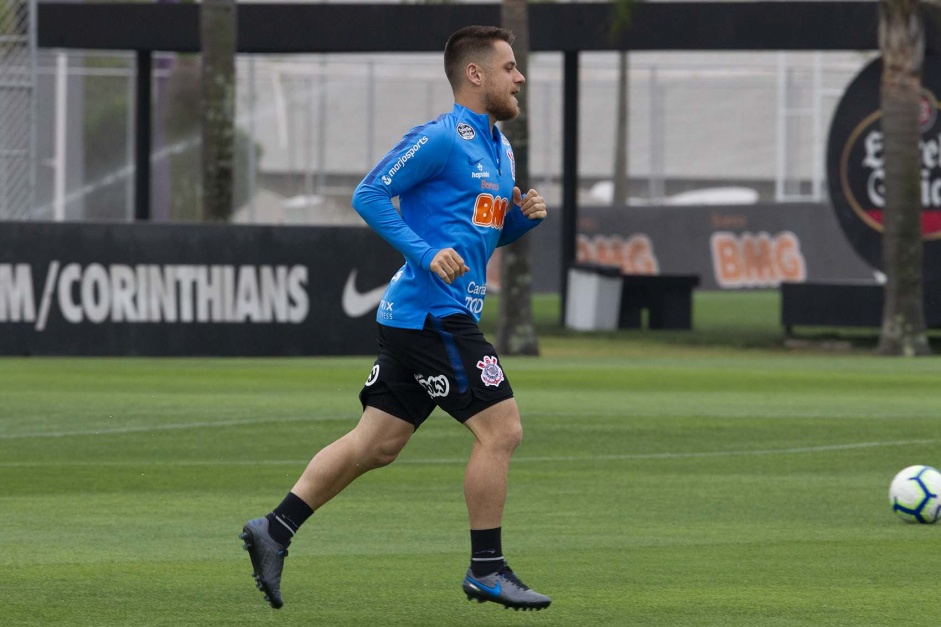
left=472, top=193, right=508, bottom=229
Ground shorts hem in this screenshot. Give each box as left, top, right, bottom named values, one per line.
left=449, top=391, right=515, bottom=422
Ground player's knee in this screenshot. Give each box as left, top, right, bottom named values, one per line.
left=365, top=452, right=395, bottom=470
left=466, top=399, right=523, bottom=454
left=364, top=437, right=406, bottom=469
left=505, top=420, right=523, bottom=451
left=371, top=448, right=399, bottom=469
left=488, top=419, right=522, bottom=455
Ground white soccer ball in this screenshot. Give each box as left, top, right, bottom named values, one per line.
left=889, top=465, right=941, bottom=524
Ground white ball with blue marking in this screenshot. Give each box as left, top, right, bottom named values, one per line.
left=889, top=465, right=941, bottom=524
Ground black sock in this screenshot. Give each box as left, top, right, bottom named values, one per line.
left=266, top=492, right=314, bottom=547
left=470, top=527, right=506, bottom=576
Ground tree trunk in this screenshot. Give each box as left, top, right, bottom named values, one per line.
left=612, top=51, right=629, bottom=206
left=877, top=0, right=931, bottom=355
left=200, top=0, right=237, bottom=222
left=497, top=0, right=539, bottom=355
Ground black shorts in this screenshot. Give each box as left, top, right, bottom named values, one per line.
left=358, top=314, right=514, bottom=428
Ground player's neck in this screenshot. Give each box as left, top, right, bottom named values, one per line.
left=453, top=97, right=496, bottom=133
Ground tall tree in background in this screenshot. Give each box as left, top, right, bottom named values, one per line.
left=497, top=0, right=539, bottom=355
left=200, top=0, right=237, bottom=222
left=612, top=52, right=629, bottom=206
left=876, top=0, right=931, bottom=355
left=611, top=0, right=637, bottom=207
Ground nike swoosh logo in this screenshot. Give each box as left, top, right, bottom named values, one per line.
left=465, top=576, right=501, bottom=597
left=342, top=270, right=388, bottom=318
left=468, top=157, right=483, bottom=166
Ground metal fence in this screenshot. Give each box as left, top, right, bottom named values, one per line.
left=0, top=0, right=35, bottom=220
left=9, top=48, right=874, bottom=223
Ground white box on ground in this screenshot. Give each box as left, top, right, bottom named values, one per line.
left=565, top=266, right=622, bottom=331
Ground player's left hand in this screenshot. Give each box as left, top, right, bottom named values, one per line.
left=513, top=187, right=547, bottom=220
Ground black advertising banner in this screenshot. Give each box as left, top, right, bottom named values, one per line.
left=527, top=202, right=876, bottom=291
left=0, top=222, right=403, bottom=356
left=827, top=54, right=941, bottom=280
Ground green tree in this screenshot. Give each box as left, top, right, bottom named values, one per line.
left=612, top=51, right=629, bottom=206
left=876, top=0, right=931, bottom=355
left=200, top=0, right=237, bottom=221
left=496, top=0, right=539, bottom=355
left=155, top=55, right=256, bottom=222
left=610, top=1, right=636, bottom=207
left=496, top=0, right=637, bottom=351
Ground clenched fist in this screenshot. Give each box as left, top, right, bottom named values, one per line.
left=513, top=187, right=547, bottom=220
left=430, top=248, right=470, bottom=284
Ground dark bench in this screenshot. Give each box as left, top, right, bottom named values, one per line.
left=618, top=273, right=700, bottom=330
left=780, top=281, right=941, bottom=334
left=566, top=265, right=700, bottom=331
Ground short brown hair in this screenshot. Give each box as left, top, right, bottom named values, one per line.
left=444, top=26, right=515, bottom=90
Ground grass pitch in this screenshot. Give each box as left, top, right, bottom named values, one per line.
left=1, top=292, right=939, bottom=626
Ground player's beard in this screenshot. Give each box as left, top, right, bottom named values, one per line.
left=484, top=85, right=520, bottom=122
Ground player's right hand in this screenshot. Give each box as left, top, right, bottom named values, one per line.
left=430, top=248, right=469, bottom=285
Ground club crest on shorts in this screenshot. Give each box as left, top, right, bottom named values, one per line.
left=476, top=355, right=504, bottom=387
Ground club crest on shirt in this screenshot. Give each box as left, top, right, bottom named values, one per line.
left=506, top=148, right=516, bottom=180
left=476, top=355, right=504, bottom=387
left=457, top=123, right=476, bottom=140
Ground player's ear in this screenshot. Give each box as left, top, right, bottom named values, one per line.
left=465, top=62, right=483, bottom=87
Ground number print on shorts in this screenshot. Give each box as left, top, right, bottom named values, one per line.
left=476, top=355, right=504, bottom=387
left=365, top=364, right=380, bottom=386
left=415, top=373, right=450, bottom=398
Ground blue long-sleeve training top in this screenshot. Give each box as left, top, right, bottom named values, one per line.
left=352, top=103, right=542, bottom=329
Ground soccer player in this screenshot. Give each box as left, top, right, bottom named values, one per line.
left=240, top=25, right=550, bottom=612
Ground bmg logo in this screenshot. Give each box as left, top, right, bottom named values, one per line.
left=472, top=194, right=508, bottom=229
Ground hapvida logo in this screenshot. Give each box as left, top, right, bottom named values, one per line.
left=470, top=162, right=491, bottom=179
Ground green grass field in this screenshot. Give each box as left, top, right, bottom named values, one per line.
left=1, top=292, right=939, bottom=626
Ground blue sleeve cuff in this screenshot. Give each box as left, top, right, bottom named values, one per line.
left=498, top=209, right=542, bottom=247
left=419, top=248, right=440, bottom=271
